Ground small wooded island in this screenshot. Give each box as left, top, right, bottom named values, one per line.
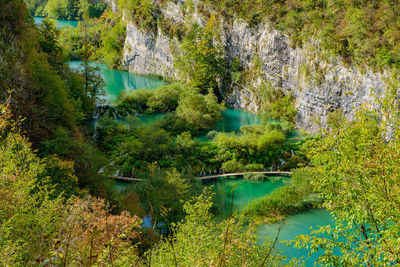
left=1, top=0, right=400, bottom=266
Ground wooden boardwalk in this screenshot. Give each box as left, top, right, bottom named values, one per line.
left=112, top=171, right=292, bottom=183
left=113, top=176, right=144, bottom=182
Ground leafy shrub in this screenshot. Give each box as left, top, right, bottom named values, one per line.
left=221, top=159, right=244, bottom=173
left=244, top=163, right=264, bottom=171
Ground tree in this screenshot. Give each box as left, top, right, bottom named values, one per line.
left=292, top=109, right=400, bottom=265
left=176, top=88, right=225, bottom=132
left=0, top=131, right=141, bottom=266
left=148, top=189, right=286, bottom=266
left=174, top=16, right=225, bottom=95
left=122, top=169, right=202, bottom=224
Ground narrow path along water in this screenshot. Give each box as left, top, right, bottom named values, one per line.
left=34, top=16, right=78, bottom=28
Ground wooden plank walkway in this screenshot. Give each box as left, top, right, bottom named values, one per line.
left=112, top=171, right=292, bottom=183
left=112, top=176, right=143, bottom=182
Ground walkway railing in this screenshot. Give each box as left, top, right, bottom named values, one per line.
left=112, top=171, right=292, bottom=183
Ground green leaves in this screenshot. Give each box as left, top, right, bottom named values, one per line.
left=174, top=16, right=225, bottom=94
left=297, top=109, right=400, bottom=265
left=149, top=189, right=285, bottom=266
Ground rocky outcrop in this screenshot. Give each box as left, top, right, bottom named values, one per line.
left=122, top=1, right=388, bottom=132
left=220, top=21, right=387, bottom=131
left=123, top=22, right=175, bottom=78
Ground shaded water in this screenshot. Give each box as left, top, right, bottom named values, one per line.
left=212, top=109, right=260, bottom=133
left=69, top=61, right=165, bottom=104
left=34, top=17, right=78, bottom=28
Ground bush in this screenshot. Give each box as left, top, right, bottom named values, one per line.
left=206, top=130, right=219, bottom=140
left=147, top=83, right=184, bottom=113
left=176, top=88, right=225, bottom=132
left=221, top=159, right=244, bottom=173
left=244, top=163, right=264, bottom=172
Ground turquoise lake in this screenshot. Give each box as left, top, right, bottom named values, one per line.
left=69, top=61, right=165, bottom=104
left=258, top=209, right=334, bottom=266
left=204, top=176, right=289, bottom=219
left=34, top=16, right=78, bottom=28
left=68, top=61, right=261, bottom=134
left=209, top=177, right=334, bottom=266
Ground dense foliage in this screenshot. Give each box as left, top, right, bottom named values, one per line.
left=149, top=190, right=288, bottom=266
left=174, top=16, right=225, bottom=96
left=26, top=0, right=106, bottom=19
left=202, top=0, right=400, bottom=72
left=58, top=14, right=127, bottom=67
left=1, top=1, right=114, bottom=198
left=118, top=83, right=225, bottom=132
left=0, top=123, right=141, bottom=265
left=291, top=109, right=400, bottom=265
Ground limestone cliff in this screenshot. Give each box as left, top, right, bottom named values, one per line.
left=121, top=0, right=388, bottom=132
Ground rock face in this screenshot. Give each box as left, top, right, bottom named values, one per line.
left=123, top=22, right=176, bottom=79
left=122, top=1, right=388, bottom=132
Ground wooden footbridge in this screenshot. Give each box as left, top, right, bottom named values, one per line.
left=112, top=171, right=292, bottom=183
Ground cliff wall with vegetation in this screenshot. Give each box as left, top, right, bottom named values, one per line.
left=121, top=0, right=398, bottom=132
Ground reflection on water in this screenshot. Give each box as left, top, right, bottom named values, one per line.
left=68, top=61, right=165, bottom=104
left=34, top=17, right=78, bottom=28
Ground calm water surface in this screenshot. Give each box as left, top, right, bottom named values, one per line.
left=204, top=176, right=289, bottom=218
left=34, top=17, right=78, bottom=28
left=258, top=209, right=334, bottom=266
left=205, top=177, right=334, bottom=266
left=69, top=61, right=165, bottom=104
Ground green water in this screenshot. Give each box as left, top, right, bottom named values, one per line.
left=205, top=176, right=334, bottom=266
left=258, top=209, right=334, bottom=266
left=34, top=17, right=78, bottom=28
left=136, top=113, right=166, bottom=124
left=197, top=109, right=261, bottom=141
left=68, top=61, right=165, bottom=104
left=204, top=176, right=289, bottom=219
left=213, top=109, right=260, bottom=133
left=69, top=61, right=261, bottom=132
